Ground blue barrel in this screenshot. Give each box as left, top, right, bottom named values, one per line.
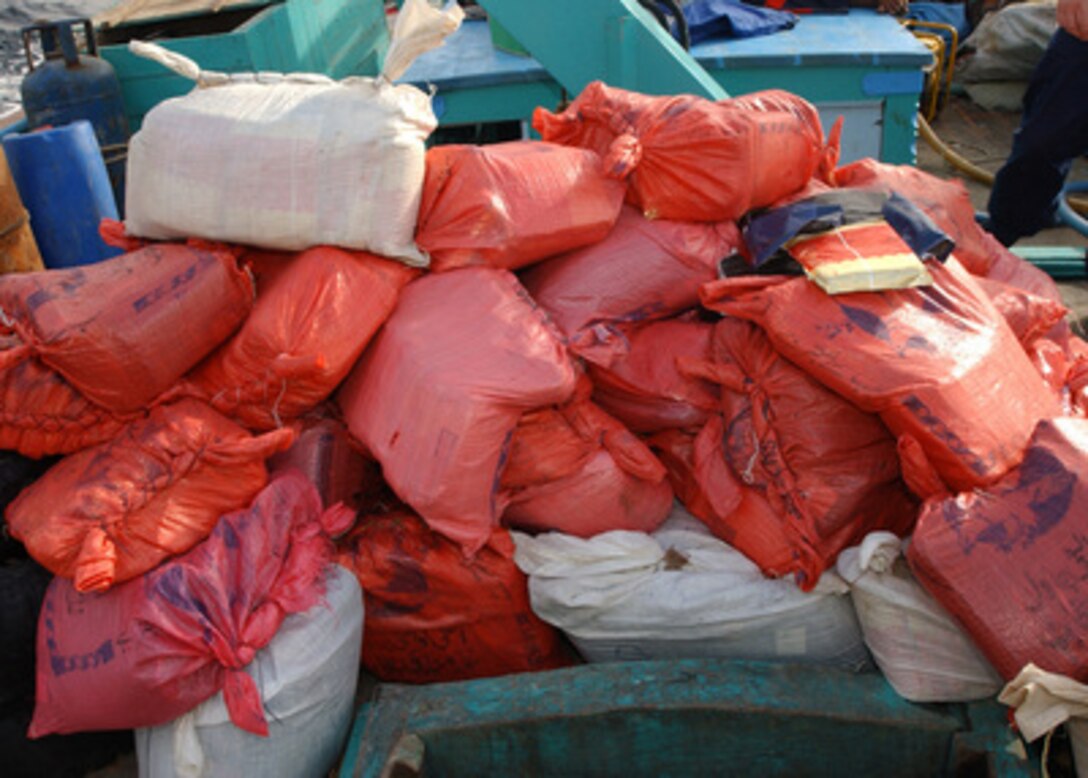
left=2, top=121, right=123, bottom=269
left=20, top=19, right=130, bottom=214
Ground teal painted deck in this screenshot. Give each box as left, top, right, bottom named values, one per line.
left=400, top=12, right=931, bottom=164
left=97, top=0, right=389, bottom=131
left=339, top=659, right=1035, bottom=777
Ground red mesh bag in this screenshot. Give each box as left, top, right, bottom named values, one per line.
left=520, top=206, right=739, bottom=366
left=680, top=318, right=917, bottom=588
left=5, top=398, right=294, bottom=593
left=0, top=339, right=135, bottom=457
left=338, top=268, right=577, bottom=556
left=416, top=141, right=626, bottom=272
left=701, top=259, right=1061, bottom=493
left=28, top=472, right=352, bottom=737
left=500, top=378, right=673, bottom=537
left=186, top=246, right=415, bottom=430
left=534, top=82, right=838, bottom=222
left=0, top=243, right=254, bottom=413
left=586, top=316, right=719, bottom=433
left=338, top=509, right=574, bottom=683
left=907, top=418, right=1088, bottom=681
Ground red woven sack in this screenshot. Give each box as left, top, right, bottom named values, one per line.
left=681, top=318, right=917, bottom=588
left=520, top=206, right=739, bottom=366
left=701, top=259, right=1061, bottom=493
left=6, top=398, right=294, bottom=593
left=416, top=141, right=626, bottom=272
left=0, top=338, right=135, bottom=457
left=500, top=378, right=673, bottom=537
left=586, top=316, right=719, bottom=433
left=338, top=510, right=573, bottom=684
left=907, top=418, right=1088, bottom=681
left=831, top=159, right=1064, bottom=304
left=0, top=243, right=254, bottom=413
left=338, top=268, right=577, bottom=556
left=187, top=246, right=415, bottom=430
left=28, top=472, right=352, bottom=737
left=534, top=82, right=838, bottom=222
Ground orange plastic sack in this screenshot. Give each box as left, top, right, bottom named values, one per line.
left=647, top=426, right=740, bottom=527
left=338, top=510, right=574, bottom=683
left=5, top=398, right=295, bottom=593
left=267, top=413, right=382, bottom=514
left=0, top=339, right=135, bottom=457
left=500, top=379, right=673, bottom=537
left=907, top=418, right=1088, bottom=681
left=976, top=276, right=1069, bottom=347
left=28, top=472, right=351, bottom=738
left=702, top=258, right=1061, bottom=493
left=680, top=318, right=917, bottom=588
left=831, top=159, right=1065, bottom=304
left=338, top=268, right=577, bottom=556
left=0, top=243, right=254, bottom=413
left=520, top=206, right=739, bottom=366
left=586, top=316, right=719, bottom=433
left=416, top=141, right=626, bottom=272
left=186, top=247, right=415, bottom=430
left=534, top=82, right=838, bottom=222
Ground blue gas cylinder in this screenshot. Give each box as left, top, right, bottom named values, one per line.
left=2, top=121, right=123, bottom=270
left=19, top=19, right=130, bottom=213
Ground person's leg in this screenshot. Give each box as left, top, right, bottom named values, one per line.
left=986, top=30, right=1088, bottom=246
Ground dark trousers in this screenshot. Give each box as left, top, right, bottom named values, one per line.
left=986, top=29, right=1088, bottom=246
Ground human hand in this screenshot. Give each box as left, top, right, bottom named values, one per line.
left=1058, top=0, right=1088, bottom=40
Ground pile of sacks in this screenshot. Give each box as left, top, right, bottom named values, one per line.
left=3, top=0, right=1088, bottom=773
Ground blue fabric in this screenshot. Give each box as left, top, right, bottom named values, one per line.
left=683, top=0, right=797, bottom=43
left=741, top=190, right=954, bottom=269
left=905, top=2, right=970, bottom=46
left=986, top=30, right=1088, bottom=246
left=881, top=192, right=954, bottom=261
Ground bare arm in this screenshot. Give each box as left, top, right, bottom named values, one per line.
left=1058, top=0, right=1088, bottom=40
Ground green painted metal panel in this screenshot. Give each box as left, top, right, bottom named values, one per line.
left=340, top=660, right=1034, bottom=778
left=1013, top=245, right=1088, bottom=279
left=477, top=0, right=726, bottom=100
left=98, top=0, right=389, bottom=131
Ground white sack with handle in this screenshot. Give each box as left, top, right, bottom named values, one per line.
left=123, top=0, right=463, bottom=265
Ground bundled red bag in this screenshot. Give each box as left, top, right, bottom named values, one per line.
left=680, top=318, right=917, bottom=588
left=28, top=471, right=352, bottom=737
left=0, top=338, right=136, bottom=457
left=0, top=243, right=254, bottom=413
left=702, top=259, right=1061, bottom=494
left=647, top=425, right=739, bottom=526
left=6, top=398, right=294, bottom=593
left=831, top=159, right=1065, bottom=305
left=338, top=268, right=577, bottom=556
left=586, top=316, right=719, bottom=433
left=416, top=141, right=626, bottom=272
left=186, top=246, right=415, bottom=430
left=908, top=418, right=1088, bottom=681
left=520, top=206, right=739, bottom=366
left=500, top=378, right=673, bottom=537
left=338, top=509, right=573, bottom=683
left=267, top=413, right=383, bottom=514
left=535, top=83, right=838, bottom=222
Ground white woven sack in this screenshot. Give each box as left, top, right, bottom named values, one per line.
left=837, top=531, right=1002, bottom=703
left=134, top=565, right=364, bottom=778
left=513, top=503, right=870, bottom=670
left=123, top=0, right=464, bottom=265
left=1000, top=664, right=1088, bottom=778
